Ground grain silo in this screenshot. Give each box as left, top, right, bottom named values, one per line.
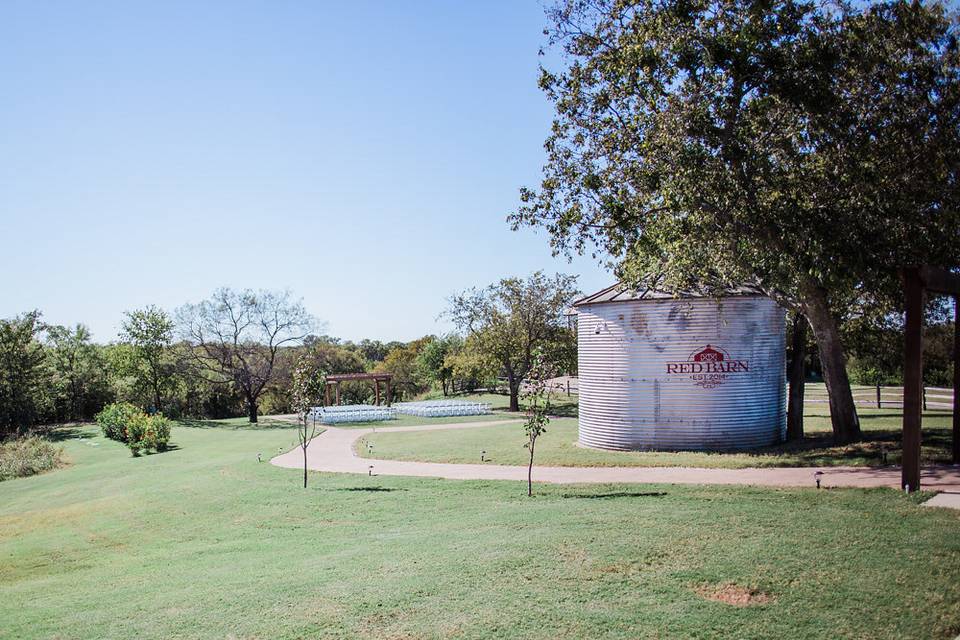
left=573, top=284, right=786, bottom=451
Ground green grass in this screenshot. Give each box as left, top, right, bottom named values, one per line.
left=1, top=418, right=959, bottom=639
left=360, top=407, right=956, bottom=469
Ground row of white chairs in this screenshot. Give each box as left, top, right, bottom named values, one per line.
left=309, top=406, right=396, bottom=424
left=393, top=401, right=492, bottom=418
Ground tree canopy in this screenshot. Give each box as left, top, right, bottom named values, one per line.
left=512, top=0, right=960, bottom=443
left=448, top=272, right=579, bottom=411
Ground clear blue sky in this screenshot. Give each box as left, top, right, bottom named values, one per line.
left=0, top=1, right=613, bottom=343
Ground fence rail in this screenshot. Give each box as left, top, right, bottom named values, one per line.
left=804, top=384, right=954, bottom=410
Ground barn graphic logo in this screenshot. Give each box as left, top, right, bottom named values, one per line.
left=665, top=344, right=750, bottom=389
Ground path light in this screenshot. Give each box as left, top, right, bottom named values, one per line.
left=257, top=453, right=262, bottom=463
left=278, top=447, right=282, bottom=456
left=368, top=465, right=374, bottom=476
left=481, top=450, right=486, bottom=462
left=881, top=446, right=888, bottom=465
left=814, top=471, right=824, bottom=489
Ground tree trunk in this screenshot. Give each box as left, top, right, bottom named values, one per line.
left=302, top=443, right=308, bottom=488
left=247, top=397, right=258, bottom=424
left=508, top=377, right=520, bottom=412
left=527, top=443, right=535, bottom=497
left=154, top=385, right=162, bottom=415
left=786, top=312, right=808, bottom=441
left=802, top=289, right=861, bottom=444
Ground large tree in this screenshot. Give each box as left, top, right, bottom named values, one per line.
left=120, top=306, right=176, bottom=413
left=447, top=272, right=579, bottom=411
left=512, top=0, right=960, bottom=443
left=177, top=288, right=315, bottom=423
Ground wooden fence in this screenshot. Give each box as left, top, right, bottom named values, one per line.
left=804, top=383, right=954, bottom=411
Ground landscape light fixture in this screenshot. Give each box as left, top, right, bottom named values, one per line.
left=257, top=453, right=262, bottom=463
left=368, top=465, right=374, bottom=477
left=814, top=471, right=824, bottom=489
left=481, top=450, right=486, bottom=462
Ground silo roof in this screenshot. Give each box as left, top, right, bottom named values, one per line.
left=571, top=282, right=764, bottom=307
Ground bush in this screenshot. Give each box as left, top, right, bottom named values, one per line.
left=0, top=436, right=65, bottom=481
left=95, top=402, right=172, bottom=456
left=96, top=402, right=142, bottom=442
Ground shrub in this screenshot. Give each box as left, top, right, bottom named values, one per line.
left=95, top=402, right=172, bottom=456
left=0, top=436, right=65, bottom=481
left=95, top=402, right=142, bottom=442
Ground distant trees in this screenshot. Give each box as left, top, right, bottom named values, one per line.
left=46, top=324, right=110, bottom=421
left=376, top=336, right=432, bottom=402
left=0, top=312, right=48, bottom=437
left=416, top=335, right=460, bottom=396
left=177, top=288, right=315, bottom=423
left=448, top=272, right=579, bottom=411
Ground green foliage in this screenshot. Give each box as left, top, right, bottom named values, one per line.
left=95, top=402, right=143, bottom=442
left=0, top=311, right=49, bottom=437
left=95, top=402, right=171, bottom=456
left=377, top=336, right=434, bottom=401
left=45, top=324, right=112, bottom=421
left=514, top=0, right=960, bottom=442
left=444, top=336, right=499, bottom=393
left=447, top=271, right=579, bottom=410
left=0, top=435, right=64, bottom=481
left=415, top=334, right=460, bottom=395
left=119, top=306, right=176, bottom=413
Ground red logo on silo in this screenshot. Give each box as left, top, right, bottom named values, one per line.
left=666, top=344, right=749, bottom=388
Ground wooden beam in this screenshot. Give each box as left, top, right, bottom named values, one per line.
left=954, top=296, right=959, bottom=464
left=920, top=266, right=960, bottom=295
left=902, top=268, right=925, bottom=492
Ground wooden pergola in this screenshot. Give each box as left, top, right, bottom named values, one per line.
left=323, top=373, right=393, bottom=407
left=902, top=266, right=959, bottom=492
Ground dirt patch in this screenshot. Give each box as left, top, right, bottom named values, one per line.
left=694, top=583, right=773, bottom=607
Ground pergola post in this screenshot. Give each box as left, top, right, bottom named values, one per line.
left=324, top=383, right=330, bottom=407
left=386, top=378, right=392, bottom=406
left=375, top=379, right=381, bottom=406
left=902, top=268, right=925, bottom=492
left=335, top=382, right=341, bottom=406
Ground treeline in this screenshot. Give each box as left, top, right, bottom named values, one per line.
left=0, top=275, right=581, bottom=437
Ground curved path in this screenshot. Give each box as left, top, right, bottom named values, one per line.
left=270, top=420, right=960, bottom=507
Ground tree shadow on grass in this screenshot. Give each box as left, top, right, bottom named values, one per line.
left=331, top=486, right=405, bottom=493
left=177, top=417, right=298, bottom=431
left=746, top=425, right=953, bottom=467
left=561, top=491, right=668, bottom=499
left=45, top=426, right=95, bottom=442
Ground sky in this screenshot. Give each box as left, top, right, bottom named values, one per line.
left=0, top=1, right=614, bottom=343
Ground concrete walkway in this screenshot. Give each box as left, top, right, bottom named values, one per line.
left=270, top=421, right=960, bottom=508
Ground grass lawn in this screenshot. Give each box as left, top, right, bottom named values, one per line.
left=1, top=418, right=959, bottom=639
left=359, top=407, right=956, bottom=469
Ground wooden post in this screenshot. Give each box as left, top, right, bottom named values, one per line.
left=375, top=379, right=381, bottom=406
left=902, top=268, right=925, bottom=492
left=953, top=296, right=959, bottom=464
left=324, top=383, right=330, bottom=407
left=335, top=382, right=341, bottom=406
left=385, top=379, right=392, bottom=406
left=876, top=383, right=881, bottom=409
left=923, top=387, right=928, bottom=412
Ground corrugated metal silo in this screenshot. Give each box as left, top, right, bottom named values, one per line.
left=575, top=284, right=786, bottom=451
